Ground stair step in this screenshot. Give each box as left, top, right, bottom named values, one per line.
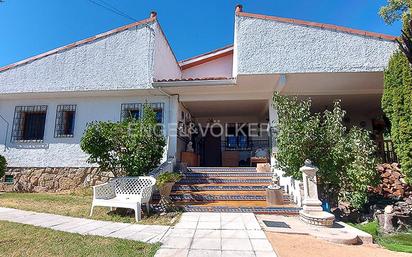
left=183, top=172, right=273, bottom=177
left=152, top=194, right=291, bottom=202
left=181, top=205, right=301, bottom=215
left=173, top=185, right=270, bottom=191
left=171, top=190, right=268, bottom=196
left=188, top=167, right=257, bottom=172
left=177, top=178, right=272, bottom=184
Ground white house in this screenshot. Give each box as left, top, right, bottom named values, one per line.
left=0, top=6, right=398, bottom=193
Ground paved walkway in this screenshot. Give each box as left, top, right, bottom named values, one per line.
left=0, top=207, right=277, bottom=257
left=155, top=212, right=277, bottom=257
left=0, top=207, right=170, bottom=243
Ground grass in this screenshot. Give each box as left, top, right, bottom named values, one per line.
left=349, top=221, right=412, bottom=253
left=0, top=220, right=160, bottom=257
left=0, top=189, right=180, bottom=226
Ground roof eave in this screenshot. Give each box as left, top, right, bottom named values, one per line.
left=153, top=78, right=236, bottom=87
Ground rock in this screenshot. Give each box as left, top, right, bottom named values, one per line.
left=384, top=205, right=394, bottom=214
left=5, top=167, right=114, bottom=192
left=371, top=163, right=411, bottom=199
left=377, top=213, right=396, bottom=233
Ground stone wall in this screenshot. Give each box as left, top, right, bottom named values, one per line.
left=0, top=167, right=115, bottom=192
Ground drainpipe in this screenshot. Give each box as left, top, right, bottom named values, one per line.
left=0, top=113, right=9, bottom=151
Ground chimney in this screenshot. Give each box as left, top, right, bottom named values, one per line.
left=150, top=11, right=157, bottom=18
left=235, top=4, right=243, bottom=13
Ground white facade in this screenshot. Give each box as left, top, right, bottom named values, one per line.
left=0, top=94, right=171, bottom=167
left=235, top=14, right=397, bottom=74
left=0, top=9, right=398, bottom=169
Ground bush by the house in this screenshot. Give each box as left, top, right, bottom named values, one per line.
left=272, top=93, right=379, bottom=209
left=81, top=105, right=166, bottom=177
left=382, top=51, right=412, bottom=184
left=0, top=154, right=6, bottom=179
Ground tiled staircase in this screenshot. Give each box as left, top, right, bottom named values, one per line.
left=156, top=167, right=301, bottom=215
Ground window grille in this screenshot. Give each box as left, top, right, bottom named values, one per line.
left=54, top=105, right=76, bottom=138
left=11, top=105, right=47, bottom=142
left=121, top=103, right=141, bottom=121
left=147, top=103, right=164, bottom=123
left=225, top=124, right=249, bottom=150
left=4, top=175, right=13, bottom=184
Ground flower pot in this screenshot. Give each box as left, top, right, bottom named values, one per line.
left=159, top=182, right=175, bottom=198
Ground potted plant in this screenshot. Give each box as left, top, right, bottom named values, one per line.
left=156, top=172, right=182, bottom=198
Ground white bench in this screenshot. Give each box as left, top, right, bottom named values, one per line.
left=90, top=176, right=156, bottom=221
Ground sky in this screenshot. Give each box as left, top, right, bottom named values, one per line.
left=0, top=0, right=402, bottom=67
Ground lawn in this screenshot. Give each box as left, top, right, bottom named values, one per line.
left=0, top=189, right=180, bottom=226
left=0, top=220, right=160, bottom=257
left=349, top=221, right=412, bottom=253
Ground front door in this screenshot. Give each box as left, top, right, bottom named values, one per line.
left=202, top=127, right=222, bottom=166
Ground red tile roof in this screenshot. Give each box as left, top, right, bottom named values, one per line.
left=0, top=16, right=157, bottom=73
left=236, top=11, right=397, bottom=41
left=179, top=45, right=233, bottom=70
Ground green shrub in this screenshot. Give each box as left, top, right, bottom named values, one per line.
left=272, top=93, right=379, bottom=209
left=0, top=155, right=6, bottom=179
left=156, top=172, right=182, bottom=187
left=81, top=105, right=166, bottom=177
left=382, top=51, right=412, bottom=184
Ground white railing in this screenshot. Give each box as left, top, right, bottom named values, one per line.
left=273, top=166, right=303, bottom=207
left=149, top=156, right=175, bottom=178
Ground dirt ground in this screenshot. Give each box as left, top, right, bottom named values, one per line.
left=266, top=232, right=412, bottom=257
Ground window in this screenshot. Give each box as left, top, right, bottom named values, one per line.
left=11, top=105, right=48, bottom=142
left=55, top=105, right=76, bottom=138
left=4, top=175, right=13, bottom=184
left=148, top=103, right=164, bottom=123
left=226, top=124, right=249, bottom=149
left=121, top=103, right=141, bottom=120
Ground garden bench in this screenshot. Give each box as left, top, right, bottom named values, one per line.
left=90, top=176, right=156, bottom=221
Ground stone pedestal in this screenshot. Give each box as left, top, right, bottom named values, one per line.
left=299, top=160, right=335, bottom=227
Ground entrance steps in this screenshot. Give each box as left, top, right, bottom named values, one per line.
left=157, top=167, right=301, bottom=215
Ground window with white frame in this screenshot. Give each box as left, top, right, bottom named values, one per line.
left=54, top=105, right=76, bottom=138
left=121, top=103, right=141, bottom=121
left=11, top=105, right=48, bottom=142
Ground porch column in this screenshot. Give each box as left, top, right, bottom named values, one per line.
left=268, top=97, right=278, bottom=163
left=268, top=97, right=291, bottom=190
left=166, top=95, right=179, bottom=162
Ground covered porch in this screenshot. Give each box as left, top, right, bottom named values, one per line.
left=157, top=71, right=394, bottom=167
left=178, top=99, right=272, bottom=167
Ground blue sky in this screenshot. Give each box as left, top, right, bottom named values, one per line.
left=0, top=0, right=402, bottom=67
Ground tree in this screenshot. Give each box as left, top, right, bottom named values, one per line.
left=379, top=0, right=411, bottom=24
left=382, top=52, right=412, bottom=184
left=81, top=105, right=166, bottom=177
left=380, top=1, right=412, bottom=184
left=272, top=93, right=379, bottom=209
left=0, top=155, right=6, bottom=179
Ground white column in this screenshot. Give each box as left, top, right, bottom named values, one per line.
left=268, top=97, right=290, bottom=187
left=166, top=95, right=179, bottom=161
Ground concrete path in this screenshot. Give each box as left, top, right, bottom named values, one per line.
left=0, top=207, right=277, bottom=257
left=0, top=207, right=170, bottom=243
left=155, top=212, right=278, bottom=257
left=256, top=214, right=373, bottom=245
